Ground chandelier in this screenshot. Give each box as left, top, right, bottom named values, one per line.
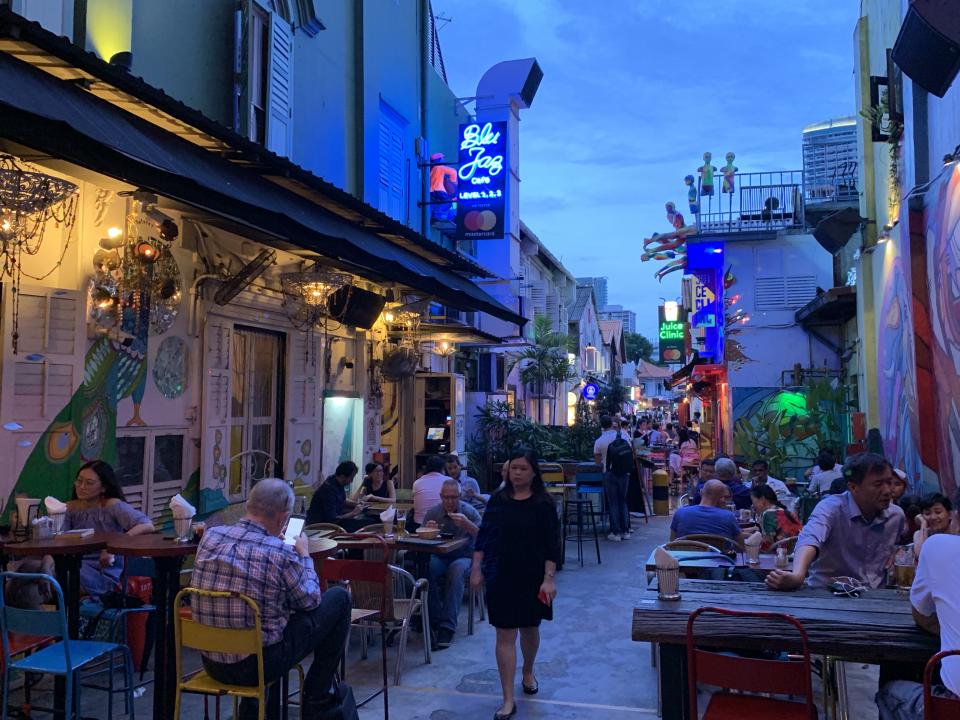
left=431, top=340, right=457, bottom=357
left=0, top=155, right=79, bottom=353
left=382, top=303, right=424, bottom=349
left=281, top=268, right=351, bottom=331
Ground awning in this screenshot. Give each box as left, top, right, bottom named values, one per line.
left=795, top=286, right=857, bottom=326
left=0, top=50, right=526, bottom=327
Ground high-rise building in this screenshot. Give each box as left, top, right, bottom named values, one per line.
left=576, top=276, right=608, bottom=308
left=600, top=304, right=636, bottom=334
left=802, top=117, right=859, bottom=206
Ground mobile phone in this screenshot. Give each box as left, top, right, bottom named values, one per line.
left=537, top=589, right=551, bottom=607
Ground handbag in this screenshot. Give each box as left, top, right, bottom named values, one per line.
left=317, top=679, right=359, bottom=720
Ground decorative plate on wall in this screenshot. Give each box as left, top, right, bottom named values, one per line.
left=152, top=336, right=188, bottom=399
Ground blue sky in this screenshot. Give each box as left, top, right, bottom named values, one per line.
left=434, top=0, right=861, bottom=338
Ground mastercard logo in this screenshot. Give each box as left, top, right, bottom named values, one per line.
left=662, top=348, right=682, bottom=361
left=464, top=210, right=499, bottom=232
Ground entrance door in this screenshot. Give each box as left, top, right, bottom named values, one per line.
left=229, top=326, right=285, bottom=501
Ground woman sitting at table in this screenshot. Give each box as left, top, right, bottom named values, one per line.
left=913, top=492, right=957, bottom=557
left=350, top=462, right=395, bottom=503
left=65, top=460, right=155, bottom=597
left=749, top=484, right=802, bottom=552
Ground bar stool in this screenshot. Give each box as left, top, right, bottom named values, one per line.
left=563, top=497, right=601, bottom=566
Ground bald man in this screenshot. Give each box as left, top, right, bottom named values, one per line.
left=670, top=479, right=743, bottom=542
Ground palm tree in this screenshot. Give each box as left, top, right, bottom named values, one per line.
left=508, top=314, right=577, bottom=424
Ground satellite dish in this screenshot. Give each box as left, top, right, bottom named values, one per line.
left=214, top=249, right=276, bottom=305
left=380, top=345, right=419, bottom=381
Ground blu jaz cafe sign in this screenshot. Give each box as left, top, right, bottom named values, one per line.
left=456, top=121, right=507, bottom=240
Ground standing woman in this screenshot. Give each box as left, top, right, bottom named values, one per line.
left=67, top=460, right=155, bottom=597
left=471, top=449, right=559, bottom=720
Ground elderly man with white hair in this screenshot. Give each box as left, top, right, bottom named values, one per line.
left=692, top=457, right=752, bottom=510
left=192, top=478, right=351, bottom=719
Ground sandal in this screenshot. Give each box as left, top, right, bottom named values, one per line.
left=493, top=702, right=517, bottom=719
left=522, top=676, right=539, bottom=695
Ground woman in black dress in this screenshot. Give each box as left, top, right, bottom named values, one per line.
left=471, top=449, right=559, bottom=719
left=350, top=462, right=396, bottom=502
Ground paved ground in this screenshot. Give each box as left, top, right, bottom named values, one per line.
left=10, top=514, right=885, bottom=718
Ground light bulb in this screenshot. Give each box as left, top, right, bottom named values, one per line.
left=0, top=219, right=11, bottom=233
left=107, top=227, right=122, bottom=239
left=384, top=311, right=395, bottom=323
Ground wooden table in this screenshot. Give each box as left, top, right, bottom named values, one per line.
left=334, top=533, right=467, bottom=556
left=632, top=578, right=939, bottom=720
left=644, top=549, right=778, bottom=576
left=107, top=533, right=197, bottom=720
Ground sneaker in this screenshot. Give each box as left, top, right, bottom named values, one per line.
left=623, top=531, right=633, bottom=539
left=436, top=628, right=454, bottom=649
left=607, top=533, right=622, bottom=542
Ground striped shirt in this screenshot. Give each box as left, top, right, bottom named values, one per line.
left=191, top=518, right=321, bottom=663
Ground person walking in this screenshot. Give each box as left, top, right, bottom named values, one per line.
left=471, top=449, right=559, bottom=720
left=594, top=417, right=634, bottom=541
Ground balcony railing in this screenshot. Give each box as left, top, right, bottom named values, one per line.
left=695, top=170, right=805, bottom=235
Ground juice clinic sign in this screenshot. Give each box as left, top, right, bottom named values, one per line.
left=456, top=121, right=507, bottom=240
left=658, top=306, right=685, bottom=363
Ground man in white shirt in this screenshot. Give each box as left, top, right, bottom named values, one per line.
left=876, top=529, right=960, bottom=718
left=807, top=450, right=844, bottom=495
left=750, top=459, right=793, bottom=505
left=412, top=455, right=448, bottom=524
left=592, top=415, right=619, bottom=468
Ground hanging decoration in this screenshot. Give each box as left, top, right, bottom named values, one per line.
left=0, top=155, right=79, bottom=353
left=280, top=268, right=352, bottom=331
left=640, top=200, right=697, bottom=282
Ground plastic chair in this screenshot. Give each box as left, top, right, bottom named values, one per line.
left=676, top=533, right=742, bottom=554
left=925, top=649, right=960, bottom=719
left=319, top=534, right=390, bottom=719
left=0, top=572, right=136, bottom=720
left=173, top=588, right=303, bottom=720
left=686, top=606, right=817, bottom=719
left=663, top=539, right=722, bottom=553
left=304, top=523, right=346, bottom=538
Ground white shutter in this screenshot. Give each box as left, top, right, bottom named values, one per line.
left=529, top=281, right=547, bottom=319
left=266, top=13, right=293, bottom=157
left=1, top=287, right=84, bottom=427
left=285, top=330, right=320, bottom=486
left=755, top=278, right=787, bottom=310
left=786, top=276, right=818, bottom=308
left=378, top=102, right=406, bottom=221
left=453, top=374, right=465, bottom=454
left=200, top=317, right=232, bottom=511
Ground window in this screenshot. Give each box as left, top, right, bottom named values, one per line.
left=115, top=430, right=187, bottom=521
left=583, top=345, right=599, bottom=372
left=248, top=4, right=270, bottom=145
left=378, top=100, right=408, bottom=222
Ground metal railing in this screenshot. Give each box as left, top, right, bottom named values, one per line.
left=695, top=170, right=805, bottom=234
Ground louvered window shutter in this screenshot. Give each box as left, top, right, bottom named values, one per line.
left=266, top=13, right=293, bottom=157
left=378, top=101, right=407, bottom=221
left=200, top=317, right=232, bottom=511
left=1, top=287, right=84, bottom=426
left=530, top=282, right=547, bottom=320
left=286, top=331, right=319, bottom=486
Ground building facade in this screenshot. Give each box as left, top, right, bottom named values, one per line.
left=600, top=304, right=636, bottom=334
left=575, top=276, right=608, bottom=309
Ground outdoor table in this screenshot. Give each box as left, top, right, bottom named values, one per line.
left=644, top=549, right=778, bottom=577
left=334, top=533, right=469, bottom=582
left=107, top=533, right=197, bottom=720
left=632, top=578, right=939, bottom=720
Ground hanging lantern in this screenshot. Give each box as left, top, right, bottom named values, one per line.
left=281, top=268, right=351, bottom=331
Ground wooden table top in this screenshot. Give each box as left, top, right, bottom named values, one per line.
left=107, top=533, right=198, bottom=557
left=644, top=549, right=778, bottom=573
left=334, top=533, right=468, bottom=555
left=633, top=578, right=939, bottom=663
left=4, top=531, right=117, bottom=556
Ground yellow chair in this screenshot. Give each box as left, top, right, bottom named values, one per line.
left=173, top=588, right=302, bottom=720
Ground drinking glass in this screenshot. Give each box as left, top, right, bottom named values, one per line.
left=745, top=543, right=761, bottom=565
left=396, top=515, right=406, bottom=536
left=656, top=566, right=681, bottom=600
left=383, top=517, right=394, bottom=536
left=174, top=515, right=194, bottom=543
left=49, top=511, right=66, bottom=535
left=894, top=545, right=916, bottom=593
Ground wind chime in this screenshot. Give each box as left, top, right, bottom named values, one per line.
left=0, top=155, right=79, bottom=353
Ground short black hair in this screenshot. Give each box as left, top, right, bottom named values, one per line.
left=425, top=455, right=446, bottom=474
left=600, top=415, right=613, bottom=429
left=752, top=458, right=769, bottom=470
left=701, top=457, right=716, bottom=467
left=899, top=494, right=923, bottom=519
left=651, top=423, right=660, bottom=430
left=919, top=492, right=953, bottom=513
left=364, top=462, right=380, bottom=474
left=336, top=461, right=359, bottom=478
left=444, top=454, right=461, bottom=466
left=841, top=452, right=892, bottom=486
left=817, top=450, right=836, bottom=471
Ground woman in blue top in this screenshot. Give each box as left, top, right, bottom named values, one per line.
left=65, top=460, right=154, bottom=597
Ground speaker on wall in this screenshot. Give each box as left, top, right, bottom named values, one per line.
left=327, top=286, right=386, bottom=329
left=892, top=0, right=960, bottom=98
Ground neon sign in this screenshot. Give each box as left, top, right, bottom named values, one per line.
left=658, top=305, right=685, bottom=363
left=582, top=382, right=599, bottom=401
left=456, top=121, right=507, bottom=240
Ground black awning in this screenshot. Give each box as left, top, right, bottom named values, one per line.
left=795, top=286, right=857, bottom=326
left=0, top=52, right=525, bottom=327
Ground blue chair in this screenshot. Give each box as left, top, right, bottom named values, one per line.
left=0, top=572, right=136, bottom=720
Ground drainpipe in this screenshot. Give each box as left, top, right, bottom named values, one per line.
left=419, top=0, right=430, bottom=237
left=352, top=0, right=364, bottom=199
left=188, top=274, right=220, bottom=337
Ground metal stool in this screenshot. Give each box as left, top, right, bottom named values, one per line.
left=562, top=497, right=601, bottom=566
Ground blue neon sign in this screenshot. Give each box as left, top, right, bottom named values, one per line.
left=582, top=382, right=599, bottom=401
left=456, top=121, right=507, bottom=240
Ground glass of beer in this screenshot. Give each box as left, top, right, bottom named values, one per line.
left=894, top=545, right=916, bottom=593
left=396, top=514, right=406, bottom=536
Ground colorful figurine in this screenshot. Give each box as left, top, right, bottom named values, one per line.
left=684, top=174, right=699, bottom=215
left=665, top=201, right=685, bottom=231
left=699, top=152, right=717, bottom=196
left=721, top=152, right=738, bottom=194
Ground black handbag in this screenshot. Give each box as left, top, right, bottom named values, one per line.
left=317, top=680, right=359, bottom=720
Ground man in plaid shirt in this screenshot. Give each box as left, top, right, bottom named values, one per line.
left=193, top=479, right=350, bottom=719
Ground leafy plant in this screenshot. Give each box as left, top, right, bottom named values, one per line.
left=508, top=314, right=576, bottom=424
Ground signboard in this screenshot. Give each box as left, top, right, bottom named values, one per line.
left=686, top=241, right=725, bottom=363
left=456, top=121, right=507, bottom=240
left=658, top=306, right=685, bottom=363
left=581, top=382, right=599, bottom=401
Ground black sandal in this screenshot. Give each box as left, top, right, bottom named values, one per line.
left=493, top=702, right=517, bottom=719
left=522, top=676, right=539, bottom=695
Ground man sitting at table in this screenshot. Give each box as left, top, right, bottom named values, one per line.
left=412, top=455, right=449, bottom=526
left=422, top=479, right=481, bottom=649
left=193, top=478, right=351, bottom=719
left=767, top=452, right=904, bottom=591
left=306, top=460, right=367, bottom=531
left=875, top=526, right=960, bottom=718
left=445, top=454, right=488, bottom=513
left=671, top=479, right=743, bottom=543
left=749, top=458, right=793, bottom=505
left=692, top=458, right=751, bottom=510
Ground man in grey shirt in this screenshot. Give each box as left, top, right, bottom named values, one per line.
left=445, top=454, right=488, bottom=512
left=767, top=452, right=904, bottom=590
left=422, top=479, right=482, bottom=648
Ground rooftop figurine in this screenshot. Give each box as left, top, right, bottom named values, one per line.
left=684, top=174, right=700, bottom=215
left=721, top=152, right=738, bottom=194
left=699, top=151, right=717, bottom=196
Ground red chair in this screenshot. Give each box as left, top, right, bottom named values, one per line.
left=924, top=649, right=960, bottom=719
left=686, top=606, right=817, bottom=719
left=320, top=534, right=390, bottom=720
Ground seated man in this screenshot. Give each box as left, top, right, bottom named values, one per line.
left=671, top=479, right=743, bottom=543
left=306, top=460, right=366, bottom=531
left=749, top=458, right=793, bottom=505
left=876, top=529, right=959, bottom=718
left=193, top=479, right=351, bottom=719
left=807, top=450, right=844, bottom=495
left=692, top=458, right=751, bottom=510
left=412, top=455, right=448, bottom=526
left=423, top=479, right=481, bottom=649
left=445, top=454, right=488, bottom=513
left=767, top=452, right=904, bottom=591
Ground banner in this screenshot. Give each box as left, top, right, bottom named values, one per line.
left=456, top=121, right=507, bottom=240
